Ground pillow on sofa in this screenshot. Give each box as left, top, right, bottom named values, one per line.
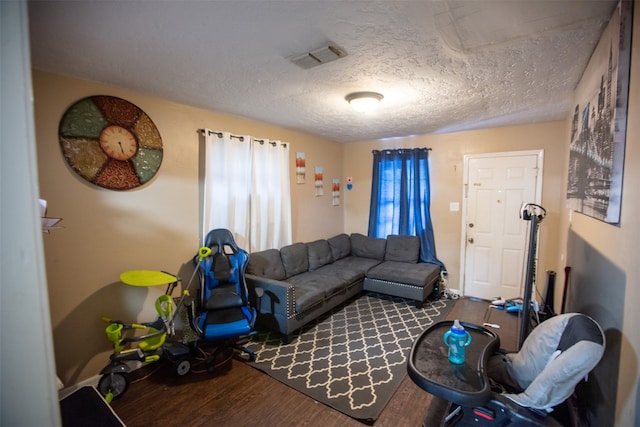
left=328, top=233, right=351, bottom=260
left=350, top=233, right=386, bottom=260
left=307, top=239, right=334, bottom=271
left=280, top=243, right=309, bottom=278
left=385, top=235, right=420, bottom=263
left=246, top=249, right=286, bottom=280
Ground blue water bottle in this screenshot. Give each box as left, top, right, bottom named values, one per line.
left=443, top=320, right=472, bottom=364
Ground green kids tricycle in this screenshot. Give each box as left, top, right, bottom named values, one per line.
left=97, top=269, right=193, bottom=402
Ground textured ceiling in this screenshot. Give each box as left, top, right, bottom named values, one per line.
left=28, top=0, right=618, bottom=143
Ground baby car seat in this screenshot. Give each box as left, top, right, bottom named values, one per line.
left=448, top=313, right=605, bottom=426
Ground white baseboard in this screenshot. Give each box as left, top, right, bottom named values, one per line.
left=58, top=375, right=100, bottom=400
left=58, top=360, right=145, bottom=400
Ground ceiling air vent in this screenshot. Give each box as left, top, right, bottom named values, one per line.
left=291, top=44, right=347, bottom=69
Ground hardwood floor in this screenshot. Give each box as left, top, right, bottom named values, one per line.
left=110, top=297, right=520, bottom=426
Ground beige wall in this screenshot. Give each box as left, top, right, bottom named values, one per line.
left=556, top=3, right=639, bottom=425
left=343, top=121, right=567, bottom=294
left=33, top=70, right=344, bottom=385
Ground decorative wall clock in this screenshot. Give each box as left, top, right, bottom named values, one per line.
left=59, top=95, right=163, bottom=190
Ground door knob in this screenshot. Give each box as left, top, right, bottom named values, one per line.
left=468, top=237, right=474, bottom=244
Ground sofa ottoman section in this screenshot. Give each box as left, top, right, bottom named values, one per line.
left=364, top=261, right=440, bottom=308
left=363, top=234, right=441, bottom=308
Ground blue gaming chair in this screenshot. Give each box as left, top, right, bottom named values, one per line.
left=187, top=229, right=260, bottom=371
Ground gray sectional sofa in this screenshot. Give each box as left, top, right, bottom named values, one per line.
left=245, top=233, right=441, bottom=342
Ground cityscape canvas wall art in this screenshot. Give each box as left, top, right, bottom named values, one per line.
left=567, top=1, right=632, bottom=224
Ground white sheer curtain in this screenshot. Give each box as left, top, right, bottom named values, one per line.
left=202, top=130, right=292, bottom=252
left=250, top=138, right=292, bottom=252
left=202, top=131, right=251, bottom=248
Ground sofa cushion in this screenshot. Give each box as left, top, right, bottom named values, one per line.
left=307, top=239, right=334, bottom=271
left=246, top=249, right=286, bottom=281
left=280, top=243, right=309, bottom=278
left=316, top=262, right=368, bottom=285
left=350, top=233, right=386, bottom=260
left=290, top=271, right=346, bottom=300
left=332, top=256, right=382, bottom=275
left=384, top=235, right=420, bottom=263
left=366, top=261, right=440, bottom=287
left=327, top=233, right=351, bottom=260
left=292, top=285, right=325, bottom=313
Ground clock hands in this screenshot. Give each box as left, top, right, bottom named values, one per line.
left=99, top=125, right=140, bottom=161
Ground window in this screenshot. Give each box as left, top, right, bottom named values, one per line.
left=368, top=148, right=443, bottom=266
left=202, top=131, right=292, bottom=252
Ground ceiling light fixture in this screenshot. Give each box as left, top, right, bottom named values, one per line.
left=345, top=91, right=384, bottom=113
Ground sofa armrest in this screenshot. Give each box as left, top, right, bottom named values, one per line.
left=246, top=273, right=294, bottom=319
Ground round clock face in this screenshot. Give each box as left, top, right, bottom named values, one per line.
left=59, top=95, right=163, bottom=190
left=99, top=125, right=138, bottom=161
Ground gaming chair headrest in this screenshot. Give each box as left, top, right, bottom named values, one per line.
left=203, top=228, right=240, bottom=255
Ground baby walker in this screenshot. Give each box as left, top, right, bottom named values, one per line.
left=98, top=249, right=211, bottom=401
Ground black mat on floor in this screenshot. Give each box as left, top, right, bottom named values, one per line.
left=248, top=292, right=454, bottom=424
left=60, top=386, right=125, bottom=427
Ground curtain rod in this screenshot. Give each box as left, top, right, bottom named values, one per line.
left=254, top=138, right=288, bottom=148
left=372, top=147, right=432, bottom=153
left=199, top=129, right=244, bottom=141
left=199, top=129, right=288, bottom=147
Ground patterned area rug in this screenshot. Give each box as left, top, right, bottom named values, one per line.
left=248, top=292, right=453, bottom=423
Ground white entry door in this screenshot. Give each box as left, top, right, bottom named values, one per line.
left=462, top=151, right=543, bottom=301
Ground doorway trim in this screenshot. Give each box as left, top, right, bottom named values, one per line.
left=458, top=149, right=544, bottom=297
